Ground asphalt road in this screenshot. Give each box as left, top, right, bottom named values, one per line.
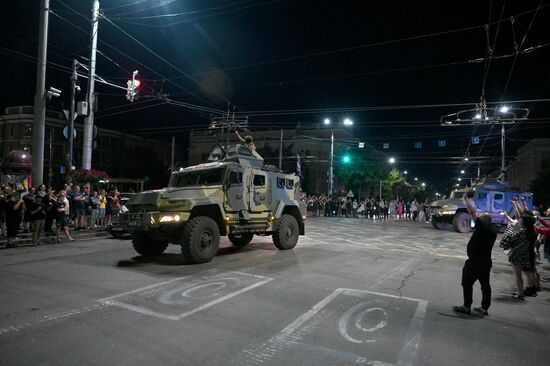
left=1, top=217, right=549, bottom=366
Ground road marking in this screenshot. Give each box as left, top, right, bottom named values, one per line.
left=98, top=270, right=273, bottom=320
left=234, top=288, right=428, bottom=366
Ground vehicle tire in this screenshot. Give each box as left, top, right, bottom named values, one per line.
left=453, top=212, right=471, bottom=233
left=132, top=234, right=169, bottom=256
left=431, top=220, right=449, bottom=230
left=273, top=214, right=299, bottom=250
left=228, top=233, right=254, bottom=248
left=181, top=217, right=220, bottom=264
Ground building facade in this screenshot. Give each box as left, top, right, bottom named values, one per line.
left=189, top=125, right=362, bottom=195
left=507, top=138, right=550, bottom=191
left=0, top=106, right=180, bottom=188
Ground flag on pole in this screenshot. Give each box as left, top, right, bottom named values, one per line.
left=296, top=153, right=302, bottom=178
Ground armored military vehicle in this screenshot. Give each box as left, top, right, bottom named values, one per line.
left=428, top=181, right=533, bottom=233
left=120, top=144, right=306, bottom=263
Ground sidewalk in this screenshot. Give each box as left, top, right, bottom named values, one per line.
left=0, top=227, right=112, bottom=248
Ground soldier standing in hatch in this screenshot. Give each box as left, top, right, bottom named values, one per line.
left=235, top=129, right=256, bottom=150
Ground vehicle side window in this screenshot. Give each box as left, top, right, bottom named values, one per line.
left=253, top=174, right=265, bottom=187
left=477, top=192, right=487, bottom=199
left=228, top=171, right=242, bottom=185
left=277, top=177, right=285, bottom=189
left=286, top=179, right=294, bottom=189
left=494, top=193, right=503, bottom=200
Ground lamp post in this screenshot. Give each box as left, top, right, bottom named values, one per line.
left=325, top=117, right=353, bottom=196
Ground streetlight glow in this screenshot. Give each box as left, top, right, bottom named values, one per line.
left=389, top=157, right=395, bottom=164
left=500, top=106, right=509, bottom=113
left=323, top=118, right=331, bottom=125
left=475, top=114, right=481, bottom=119
left=458, top=178, right=462, bottom=181
left=421, top=182, right=426, bottom=187
left=403, top=170, right=408, bottom=175
left=460, top=170, right=465, bottom=174
left=464, top=157, right=469, bottom=161
left=343, top=118, right=353, bottom=126
left=414, top=177, right=418, bottom=181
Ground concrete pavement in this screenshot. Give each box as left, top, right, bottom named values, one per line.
left=0, top=217, right=548, bottom=366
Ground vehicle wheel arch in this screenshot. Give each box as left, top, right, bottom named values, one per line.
left=189, top=205, right=227, bottom=235
left=281, top=205, right=304, bottom=235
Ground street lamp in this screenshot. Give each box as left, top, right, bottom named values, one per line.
left=326, top=118, right=354, bottom=196
left=403, top=170, right=408, bottom=175
left=500, top=106, right=509, bottom=113
left=389, top=157, right=395, bottom=164
left=458, top=177, right=462, bottom=181
left=421, top=182, right=426, bottom=187
left=414, top=177, right=418, bottom=181
left=460, top=170, right=465, bottom=174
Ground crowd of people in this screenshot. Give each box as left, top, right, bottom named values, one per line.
left=305, top=194, right=430, bottom=222
left=0, top=183, right=123, bottom=248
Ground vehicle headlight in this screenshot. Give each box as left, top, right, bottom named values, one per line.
left=159, top=214, right=181, bottom=223
left=440, top=210, right=456, bottom=215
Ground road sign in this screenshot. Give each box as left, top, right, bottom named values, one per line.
left=63, top=109, right=77, bottom=122
left=63, top=126, right=77, bottom=140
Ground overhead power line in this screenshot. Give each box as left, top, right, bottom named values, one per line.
left=163, top=3, right=550, bottom=79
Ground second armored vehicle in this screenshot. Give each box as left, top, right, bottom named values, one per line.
left=428, top=181, right=533, bottom=233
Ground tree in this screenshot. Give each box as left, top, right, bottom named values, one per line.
left=529, top=170, right=550, bottom=207
left=382, top=168, right=406, bottom=200
left=333, top=146, right=387, bottom=199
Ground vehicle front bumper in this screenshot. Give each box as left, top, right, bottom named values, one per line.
left=121, top=211, right=191, bottom=232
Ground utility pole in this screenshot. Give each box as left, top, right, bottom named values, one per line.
left=32, top=0, right=50, bottom=186
left=48, top=129, right=53, bottom=186
left=171, top=136, right=175, bottom=172
left=500, top=124, right=506, bottom=182
left=278, top=129, right=283, bottom=169
left=329, top=129, right=334, bottom=196
left=66, top=59, right=79, bottom=180
left=82, top=0, right=99, bottom=170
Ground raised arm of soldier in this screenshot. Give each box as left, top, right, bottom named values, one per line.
left=462, top=192, right=477, bottom=221
left=235, top=129, right=246, bottom=144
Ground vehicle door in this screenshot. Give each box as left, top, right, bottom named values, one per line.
left=249, top=171, right=269, bottom=212
left=224, top=168, right=246, bottom=212
left=489, top=192, right=504, bottom=213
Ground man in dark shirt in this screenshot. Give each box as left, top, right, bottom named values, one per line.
left=453, top=192, right=497, bottom=316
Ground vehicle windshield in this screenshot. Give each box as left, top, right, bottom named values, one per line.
left=170, top=168, right=226, bottom=188
left=450, top=190, right=474, bottom=199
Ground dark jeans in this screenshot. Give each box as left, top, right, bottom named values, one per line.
left=461, top=260, right=491, bottom=310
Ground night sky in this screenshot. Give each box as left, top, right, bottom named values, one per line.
left=1, top=0, right=549, bottom=191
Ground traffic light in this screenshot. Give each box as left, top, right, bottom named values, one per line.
left=126, top=70, right=140, bottom=102
left=342, top=147, right=351, bottom=163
